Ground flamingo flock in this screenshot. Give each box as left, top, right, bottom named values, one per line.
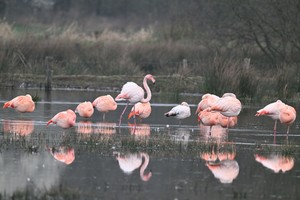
left=2, top=74, right=297, bottom=136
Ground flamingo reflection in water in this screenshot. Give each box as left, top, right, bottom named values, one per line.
left=255, top=153, right=294, bottom=173
left=3, top=119, right=34, bottom=136
left=114, top=152, right=152, bottom=182
left=128, top=123, right=150, bottom=139
left=200, top=140, right=239, bottom=184
left=93, top=122, right=117, bottom=135
left=76, top=121, right=94, bottom=134
left=47, top=146, right=75, bottom=165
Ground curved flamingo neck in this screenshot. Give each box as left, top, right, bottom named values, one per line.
left=140, top=76, right=152, bottom=103
left=140, top=153, right=152, bottom=181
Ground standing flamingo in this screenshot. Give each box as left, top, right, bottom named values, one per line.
left=195, top=93, right=220, bottom=115
left=47, top=109, right=76, bottom=129
left=3, top=94, right=35, bottom=113
left=255, top=100, right=296, bottom=135
left=75, top=101, right=94, bottom=118
left=128, top=102, right=152, bottom=121
left=205, top=93, right=241, bottom=128
left=198, top=110, right=237, bottom=134
left=92, top=95, right=117, bottom=121
left=115, top=74, right=155, bottom=126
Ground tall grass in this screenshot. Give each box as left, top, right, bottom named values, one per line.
left=0, top=21, right=299, bottom=101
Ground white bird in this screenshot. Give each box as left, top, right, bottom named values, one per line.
left=164, top=102, right=191, bottom=120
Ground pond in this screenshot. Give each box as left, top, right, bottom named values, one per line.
left=0, top=88, right=299, bottom=200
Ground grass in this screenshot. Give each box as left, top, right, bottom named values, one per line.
left=0, top=21, right=299, bottom=102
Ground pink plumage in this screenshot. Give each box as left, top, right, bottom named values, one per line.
left=47, top=109, right=76, bottom=129
left=75, top=101, right=94, bottom=118
left=3, top=94, right=35, bottom=113
left=115, top=74, right=155, bottom=125
left=255, top=100, right=296, bottom=134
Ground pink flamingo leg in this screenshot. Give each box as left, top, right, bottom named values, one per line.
left=119, top=102, right=129, bottom=127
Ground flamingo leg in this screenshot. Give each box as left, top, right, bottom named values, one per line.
left=273, top=120, right=277, bottom=133
left=102, top=113, right=106, bottom=122
left=133, top=105, right=137, bottom=125
left=119, top=102, right=129, bottom=126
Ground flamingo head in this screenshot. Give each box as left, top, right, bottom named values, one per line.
left=145, top=74, right=156, bottom=84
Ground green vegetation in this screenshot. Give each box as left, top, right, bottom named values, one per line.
left=0, top=1, right=299, bottom=103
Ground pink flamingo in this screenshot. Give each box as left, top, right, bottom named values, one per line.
left=115, top=74, right=155, bottom=125
left=92, top=95, right=117, bottom=120
left=75, top=101, right=94, bottom=118
left=198, top=110, right=237, bottom=133
left=255, top=100, right=296, bottom=134
left=128, top=102, right=152, bottom=121
left=47, top=109, right=76, bottom=129
left=115, top=152, right=152, bottom=182
left=195, top=93, right=220, bottom=115
left=205, top=93, right=241, bottom=128
left=3, top=94, right=35, bottom=113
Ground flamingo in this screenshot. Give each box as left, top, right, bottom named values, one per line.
left=205, top=93, right=241, bottom=128
left=128, top=102, right=151, bottom=121
left=92, top=95, right=117, bottom=120
left=198, top=110, right=237, bottom=134
left=195, top=93, right=220, bottom=115
left=164, top=102, right=191, bottom=121
left=115, top=152, right=152, bottom=182
left=3, top=94, right=35, bottom=113
left=47, top=146, right=75, bottom=165
left=47, top=109, right=76, bottom=129
left=255, top=100, right=296, bottom=134
left=75, top=101, right=94, bottom=118
left=115, top=74, right=155, bottom=126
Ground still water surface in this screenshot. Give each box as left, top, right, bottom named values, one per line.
left=0, top=89, right=299, bottom=199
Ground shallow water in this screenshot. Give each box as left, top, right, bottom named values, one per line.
left=0, top=89, right=299, bottom=199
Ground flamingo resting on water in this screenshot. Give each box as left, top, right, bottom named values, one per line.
left=92, top=95, right=117, bottom=121
left=255, top=100, right=296, bottom=134
left=75, top=101, right=94, bottom=118
left=3, top=94, right=35, bottom=113
left=47, top=109, right=76, bottom=129
left=115, top=74, right=155, bottom=126
left=164, top=102, right=191, bottom=123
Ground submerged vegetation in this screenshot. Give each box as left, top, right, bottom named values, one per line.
left=0, top=1, right=299, bottom=103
